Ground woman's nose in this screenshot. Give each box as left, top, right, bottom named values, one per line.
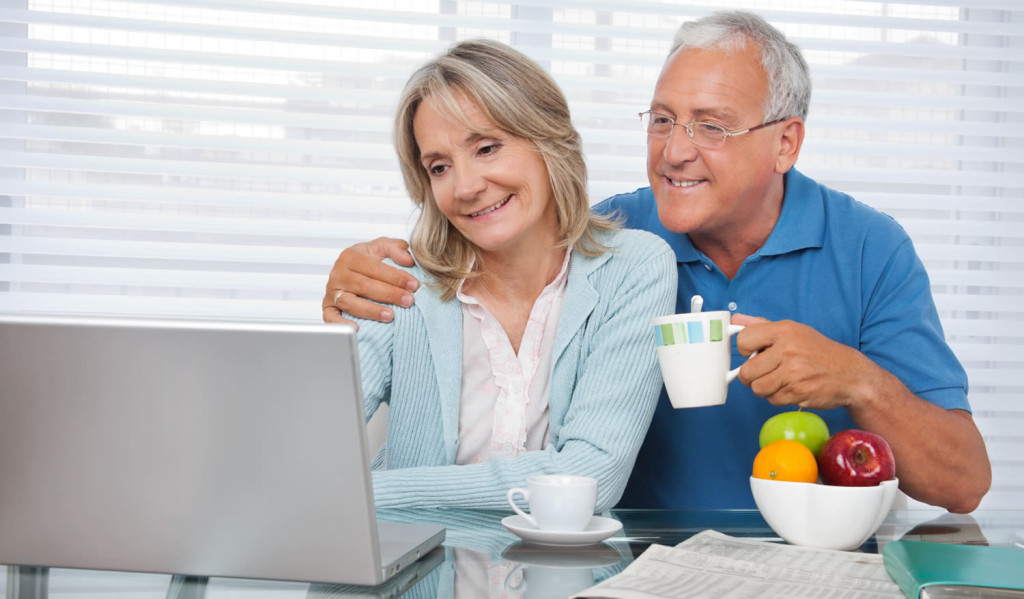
left=453, top=162, right=486, bottom=201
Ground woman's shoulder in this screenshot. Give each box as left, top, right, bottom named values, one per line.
left=385, top=259, right=437, bottom=292
left=386, top=259, right=459, bottom=324
left=575, top=228, right=675, bottom=293
left=593, top=227, right=674, bottom=261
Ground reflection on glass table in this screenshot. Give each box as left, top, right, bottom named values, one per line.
left=3, top=508, right=1022, bottom=599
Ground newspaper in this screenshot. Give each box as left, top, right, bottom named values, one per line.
left=573, top=530, right=904, bottom=599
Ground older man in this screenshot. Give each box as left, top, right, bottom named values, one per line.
left=322, top=11, right=990, bottom=513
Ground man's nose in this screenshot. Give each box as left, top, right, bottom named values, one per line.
left=661, top=124, right=699, bottom=164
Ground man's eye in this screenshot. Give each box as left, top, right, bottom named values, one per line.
left=652, top=116, right=674, bottom=126
left=696, top=122, right=725, bottom=134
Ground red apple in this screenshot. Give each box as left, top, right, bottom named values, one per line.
left=817, top=429, right=896, bottom=487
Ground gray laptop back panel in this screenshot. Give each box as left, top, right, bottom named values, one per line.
left=0, top=316, right=410, bottom=585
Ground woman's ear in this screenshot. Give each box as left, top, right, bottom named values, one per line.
left=775, top=117, right=805, bottom=174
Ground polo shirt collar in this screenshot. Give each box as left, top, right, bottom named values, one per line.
left=758, top=168, right=825, bottom=257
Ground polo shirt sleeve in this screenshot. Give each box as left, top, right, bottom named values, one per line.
left=591, top=188, right=656, bottom=229
left=860, top=231, right=970, bottom=412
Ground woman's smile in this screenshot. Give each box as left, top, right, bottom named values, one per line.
left=468, top=195, right=512, bottom=218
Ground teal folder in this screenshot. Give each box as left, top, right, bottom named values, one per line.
left=883, top=540, right=1024, bottom=598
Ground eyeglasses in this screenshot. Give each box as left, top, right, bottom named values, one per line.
left=639, top=110, right=788, bottom=148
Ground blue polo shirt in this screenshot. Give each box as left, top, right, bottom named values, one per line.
left=598, top=168, right=970, bottom=509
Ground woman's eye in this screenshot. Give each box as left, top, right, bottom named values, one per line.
left=428, top=164, right=448, bottom=177
left=478, top=143, right=501, bottom=157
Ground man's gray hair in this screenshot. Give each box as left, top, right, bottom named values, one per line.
left=671, top=10, right=812, bottom=122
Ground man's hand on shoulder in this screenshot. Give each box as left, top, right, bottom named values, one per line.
left=321, top=237, right=419, bottom=327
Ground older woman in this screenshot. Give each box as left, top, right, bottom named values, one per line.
left=357, top=39, right=675, bottom=511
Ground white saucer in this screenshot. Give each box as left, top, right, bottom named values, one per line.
left=501, top=541, right=623, bottom=568
left=501, top=515, right=623, bottom=547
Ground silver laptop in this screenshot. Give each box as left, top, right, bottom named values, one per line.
left=0, top=315, right=445, bottom=586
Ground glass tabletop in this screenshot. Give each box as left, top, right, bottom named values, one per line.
left=4, top=509, right=1022, bottom=599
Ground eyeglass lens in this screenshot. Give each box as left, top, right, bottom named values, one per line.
left=640, top=112, right=728, bottom=147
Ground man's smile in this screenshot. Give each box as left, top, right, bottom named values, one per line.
left=669, top=177, right=703, bottom=188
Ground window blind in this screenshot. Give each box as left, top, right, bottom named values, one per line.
left=0, top=0, right=1021, bottom=510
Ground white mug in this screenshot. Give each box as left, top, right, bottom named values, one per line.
left=653, top=311, right=753, bottom=409
left=506, top=474, right=597, bottom=532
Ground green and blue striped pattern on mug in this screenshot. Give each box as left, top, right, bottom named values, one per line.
left=655, top=319, right=724, bottom=346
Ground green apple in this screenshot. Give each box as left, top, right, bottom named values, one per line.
left=758, top=410, right=831, bottom=457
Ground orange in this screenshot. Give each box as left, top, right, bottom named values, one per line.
left=752, top=439, right=818, bottom=483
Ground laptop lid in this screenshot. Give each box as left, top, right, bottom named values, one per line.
left=0, top=315, right=444, bottom=586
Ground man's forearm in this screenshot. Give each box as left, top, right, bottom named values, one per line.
left=847, top=372, right=990, bottom=513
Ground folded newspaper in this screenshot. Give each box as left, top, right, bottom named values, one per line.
left=573, top=530, right=904, bottom=599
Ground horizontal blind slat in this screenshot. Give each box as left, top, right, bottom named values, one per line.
left=1, top=123, right=400, bottom=160
left=0, top=264, right=326, bottom=292
left=0, top=292, right=321, bottom=323
left=0, top=150, right=398, bottom=183
left=0, top=180, right=417, bottom=214
left=0, top=236, right=382, bottom=264
left=0, top=207, right=409, bottom=239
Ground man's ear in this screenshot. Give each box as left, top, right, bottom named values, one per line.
left=775, top=117, right=805, bottom=174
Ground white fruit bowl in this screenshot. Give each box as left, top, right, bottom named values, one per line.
left=750, top=476, right=899, bottom=551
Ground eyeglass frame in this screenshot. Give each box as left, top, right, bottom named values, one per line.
left=639, top=110, right=789, bottom=148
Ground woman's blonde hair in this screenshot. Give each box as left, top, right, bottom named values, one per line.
left=394, top=39, right=618, bottom=300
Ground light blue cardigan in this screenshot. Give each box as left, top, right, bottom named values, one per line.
left=355, top=228, right=676, bottom=511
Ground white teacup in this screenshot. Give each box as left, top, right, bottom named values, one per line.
left=506, top=475, right=597, bottom=532
left=505, top=564, right=594, bottom=599
left=653, top=311, right=752, bottom=409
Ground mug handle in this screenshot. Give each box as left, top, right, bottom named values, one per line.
left=726, top=324, right=758, bottom=383
left=504, top=564, right=526, bottom=592
left=506, top=487, right=538, bottom=528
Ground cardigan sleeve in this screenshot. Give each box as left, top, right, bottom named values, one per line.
left=371, top=231, right=677, bottom=511
left=352, top=313, right=396, bottom=423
